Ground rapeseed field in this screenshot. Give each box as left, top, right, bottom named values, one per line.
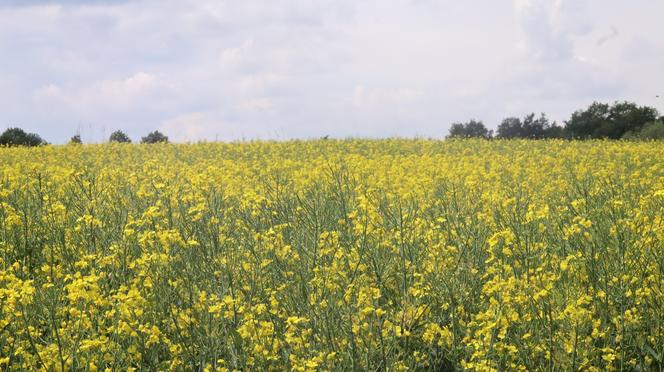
left=0, top=139, right=663, bottom=371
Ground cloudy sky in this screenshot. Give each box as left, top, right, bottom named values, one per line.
left=1, top=0, right=663, bottom=143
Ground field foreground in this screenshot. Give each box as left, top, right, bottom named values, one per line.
left=1, top=139, right=663, bottom=371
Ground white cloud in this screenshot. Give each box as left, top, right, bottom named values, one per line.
left=160, top=112, right=231, bottom=142
left=237, top=74, right=290, bottom=95
left=1, top=0, right=663, bottom=143
left=353, top=85, right=422, bottom=107
left=159, top=110, right=278, bottom=142
left=219, top=40, right=255, bottom=70
left=34, top=72, right=159, bottom=112
left=238, top=98, right=274, bottom=111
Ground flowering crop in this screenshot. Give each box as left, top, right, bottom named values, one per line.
left=0, top=139, right=663, bottom=371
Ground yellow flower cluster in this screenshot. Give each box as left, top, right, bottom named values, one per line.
left=0, top=139, right=663, bottom=370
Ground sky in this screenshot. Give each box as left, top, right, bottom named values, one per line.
left=1, top=0, right=663, bottom=143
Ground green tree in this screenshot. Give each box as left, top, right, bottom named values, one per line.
left=521, top=113, right=549, bottom=139
left=0, top=127, right=46, bottom=147
left=496, top=117, right=523, bottom=139
left=564, top=102, right=609, bottom=139
left=543, top=122, right=566, bottom=139
left=565, top=101, right=658, bottom=139
left=498, top=113, right=563, bottom=139
left=447, top=120, right=492, bottom=139
left=141, top=130, right=169, bottom=144
left=109, top=130, right=132, bottom=143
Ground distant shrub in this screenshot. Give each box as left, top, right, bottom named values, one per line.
left=109, top=130, right=132, bottom=143
left=447, top=120, right=492, bottom=139
left=69, top=134, right=82, bottom=144
left=141, top=131, right=169, bottom=144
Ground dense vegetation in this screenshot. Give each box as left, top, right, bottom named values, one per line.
left=0, top=140, right=662, bottom=370
left=109, top=130, right=132, bottom=144
left=623, top=120, right=664, bottom=140
left=447, top=101, right=662, bottom=140
left=0, top=128, right=46, bottom=147
left=141, top=130, right=169, bottom=144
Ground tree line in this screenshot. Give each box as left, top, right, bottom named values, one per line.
left=448, top=101, right=664, bottom=140
left=2, top=100, right=663, bottom=147
left=0, top=128, right=169, bottom=147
